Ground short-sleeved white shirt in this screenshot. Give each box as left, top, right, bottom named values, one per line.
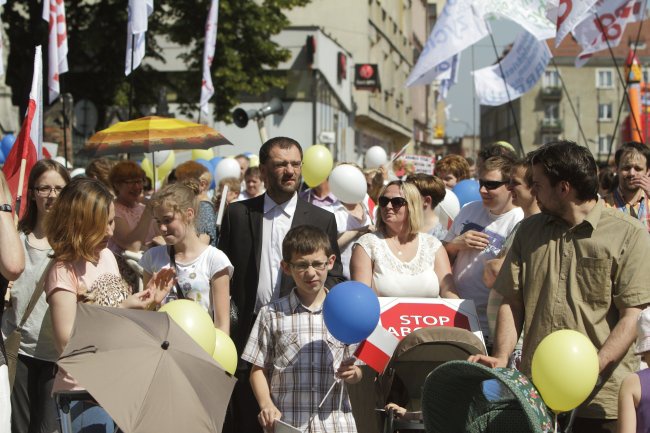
left=140, top=245, right=233, bottom=315
left=354, top=232, right=442, bottom=298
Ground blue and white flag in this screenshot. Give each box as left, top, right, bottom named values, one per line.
left=407, top=0, right=488, bottom=87
left=473, top=30, right=552, bottom=106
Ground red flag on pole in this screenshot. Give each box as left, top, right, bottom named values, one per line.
left=42, top=0, right=69, bottom=103
left=3, top=46, right=43, bottom=220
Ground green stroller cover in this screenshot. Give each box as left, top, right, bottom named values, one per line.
left=422, top=360, right=554, bottom=433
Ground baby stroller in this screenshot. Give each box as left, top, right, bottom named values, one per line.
left=421, top=360, right=555, bottom=433
left=376, top=327, right=487, bottom=433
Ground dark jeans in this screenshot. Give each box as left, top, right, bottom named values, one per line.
left=11, top=354, right=59, bottom=433
left=571, top=417, right=617, bottom=433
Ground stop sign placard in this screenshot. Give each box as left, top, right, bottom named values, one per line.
left=378, top=297, right=484, bottom=343
left=381, top=303, right=471, bottom=338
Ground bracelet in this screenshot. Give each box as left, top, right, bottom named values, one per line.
left=0, top=204, right=12, bottom=212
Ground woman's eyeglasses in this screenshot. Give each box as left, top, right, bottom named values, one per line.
left=378, top=196, right=408, bottom=208
left=33, top=186, right=64, bottom=197
left=479, top=179, right=508, bottom=191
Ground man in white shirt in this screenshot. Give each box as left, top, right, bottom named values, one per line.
left=443, top=155, right=523, bottom=346
left=218, top=136, right=344, bottom=433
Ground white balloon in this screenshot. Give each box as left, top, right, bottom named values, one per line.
left=329, top=164, right=367, bottom=204
left=364, top=146, right=388, bottom=169
left=434, top=188, right=460, bottom=228
left=146, top=150, right=172, bottom=167
left=214, top=158, right=241, bottom=184
left=70, top=168, right=86, bottom=178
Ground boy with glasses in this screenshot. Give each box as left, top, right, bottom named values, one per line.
left=443, top=155, right=523, bottom=346
left=242, top=225, right=361, bottom=433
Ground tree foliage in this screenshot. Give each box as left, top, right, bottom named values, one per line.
left=5, top=0, right=310, bottom=126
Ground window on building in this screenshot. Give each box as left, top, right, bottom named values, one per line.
left=543, top=70, right=560, bottom=88
left=598, top=135, right=613, bottom=154
left=544, top=104, right=559, bottom=120
left=596, top=69, right=614, bottom=89
left=644, top=68, right=650, bottom=84
left=598, top=103, right=613, bottom=121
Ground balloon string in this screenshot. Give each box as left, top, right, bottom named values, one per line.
left=554, top=413, right=558, bottom=433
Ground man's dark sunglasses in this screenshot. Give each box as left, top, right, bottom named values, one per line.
left=378, top=196, right=408, bottom=208
left=479, top=179, right=508, bottom=190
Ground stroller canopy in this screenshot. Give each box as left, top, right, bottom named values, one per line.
left=422, top=361, right=554, bottom=433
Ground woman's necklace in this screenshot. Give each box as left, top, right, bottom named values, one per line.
left=389, top=236, right=404, bottom=256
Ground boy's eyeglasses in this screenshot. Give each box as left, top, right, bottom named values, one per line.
left=378, top=196, right=408, bottom=209
left=33, top=186, right=64, bottom=197
left=479, top=179, right=508, bottom=190
left=289, top=260, right=328, bottom=271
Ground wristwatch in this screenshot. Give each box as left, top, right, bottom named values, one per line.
left=0, top=204, right=12, bottom=212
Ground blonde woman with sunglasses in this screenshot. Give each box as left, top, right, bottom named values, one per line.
left=350, top=180, right=457, bottom=299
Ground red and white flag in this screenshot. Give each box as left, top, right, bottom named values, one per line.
left=42, top=0, right=68, bottom=104
left=200, top=0, right=219, bottom=116
left=3, top=46, right=44, bottom=219
left=553, top=0, right=598, bottom=47
left=573, top=0, right=646, bottom=66
left=125, top=0, right=154, bottom=76
left=354, top=323, right=400, bottom=373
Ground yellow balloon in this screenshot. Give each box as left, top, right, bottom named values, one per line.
left=159, top=300, right=216, bottom=355
left=141, top=158, right=154, bottom=183
left=212, top=329, right=238, bottom=375
left=156, top=150, right=176, bottom=180
left=302, top=144, right=333, bottom=187
left=249, top=154, right=260, bottom=168
left=192, top=148, right=214, bottom=161
left=531, top=330, right=599, bottom=413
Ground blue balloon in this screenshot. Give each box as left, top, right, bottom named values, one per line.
left=0, top=149, right=5, bottom=164
left=195, top=159, right=216, bottom=189
left=210, top=156, right=223, bottom=168
left=323, top=281, right=380, bottom=344
left=1, top=133, right=15, bottom=157
left=452, top=179, right=481, bottom=207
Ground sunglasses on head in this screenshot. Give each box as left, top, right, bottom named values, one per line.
left=479, top=179, right=508, bottom=190
left=378, top=196, right=408, bottom=208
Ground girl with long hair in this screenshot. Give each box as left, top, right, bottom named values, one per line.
left=140, top=181, right=232, bottom=334
left=44, top=178, right=174, bottom=433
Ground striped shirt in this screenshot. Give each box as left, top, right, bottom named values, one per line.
left=242, top=290, right=358, bottom=433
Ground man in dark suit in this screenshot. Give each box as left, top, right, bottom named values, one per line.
left=218, top=136, right=345, bottom=433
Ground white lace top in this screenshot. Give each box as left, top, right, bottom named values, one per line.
left=354, top=232, right=442, bottom=297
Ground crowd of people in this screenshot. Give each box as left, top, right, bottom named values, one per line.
left=1, top=136, right=650, bottom=433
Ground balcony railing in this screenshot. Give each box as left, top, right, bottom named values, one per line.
left=540, top=118, right=563, bottom=132
left=540, top=86, right=562, bottom=100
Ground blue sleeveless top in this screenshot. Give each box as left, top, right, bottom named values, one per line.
left=636, top=369, right=650, bottom=433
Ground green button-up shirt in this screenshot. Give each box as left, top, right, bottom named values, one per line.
left=495, top=200, right=650, bottom=418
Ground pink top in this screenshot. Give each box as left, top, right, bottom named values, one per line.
left=45, top=248, right=121, bottom=392
left=108, top=201, right=157, bottom=253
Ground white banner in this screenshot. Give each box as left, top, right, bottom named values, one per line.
left=554, top=0, right=597, bottom=47
left=0, top=0, right=6, bottom=77
left=479, top=0, right=557, bottom=41
left=125, top=0, right=154, bottom=76
left=200, top=0, right=219, bottom=116
left=42, top=0, right=69, bottom=103
left=474, top=30, right=552, bottom=106
left=573, top=0, right=646, bottom=66
left=407, top=0, right=488, bottom=87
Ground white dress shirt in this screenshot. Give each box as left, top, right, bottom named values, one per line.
left=255, top=193, right=298, bottom=312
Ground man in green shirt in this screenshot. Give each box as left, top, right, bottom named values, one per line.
left=470, top=140, right=650, bottom=433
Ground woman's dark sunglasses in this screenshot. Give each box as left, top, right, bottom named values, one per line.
left=479, top=179, right=508, bottom=190
left=378, top=196, right=408, bottom=208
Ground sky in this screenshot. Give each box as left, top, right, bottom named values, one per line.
left=444, top=19, right=524, bottom=138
